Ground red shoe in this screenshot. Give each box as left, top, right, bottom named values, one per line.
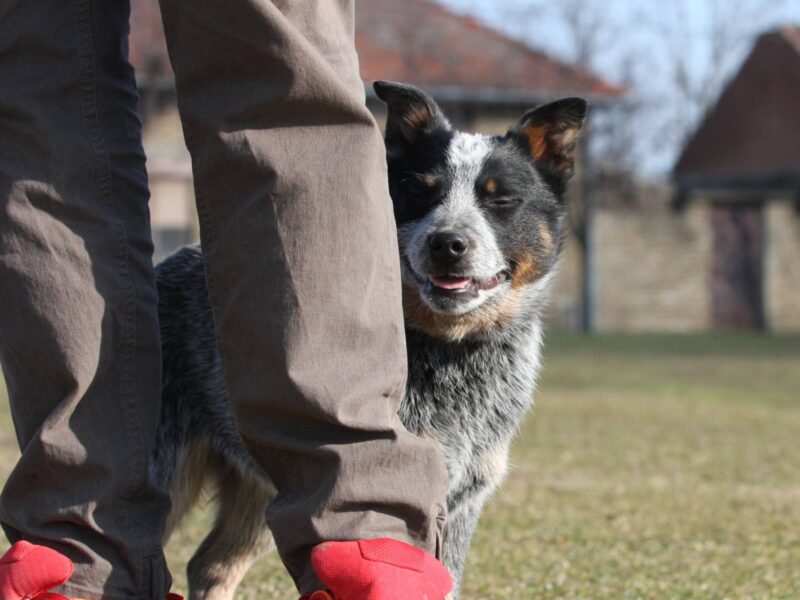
left=0, top=541, right=184, bottom=600
left=0, top=541, right=73, bottom=600
left=305, top=538, right=452, bottom=600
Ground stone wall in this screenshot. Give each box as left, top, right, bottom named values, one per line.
left=548, top=197, right=800, bottom=333
left=765, top=199, right=800, bottom=332
left=546, top=235, right=584, bottom=330
left=589, top=204, right=713, bottom=332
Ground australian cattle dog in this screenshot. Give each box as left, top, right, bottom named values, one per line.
left=151, top=81, right=587, bottom=599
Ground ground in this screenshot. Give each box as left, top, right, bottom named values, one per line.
left=1, top=334, right=799, bottom=599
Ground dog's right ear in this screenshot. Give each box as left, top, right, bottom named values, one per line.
left=373, top=81, right=449, bottom=148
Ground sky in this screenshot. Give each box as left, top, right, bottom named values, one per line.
left=443, top=0, right=800, bottom=73
left=438, top=0, right=800, bottom=176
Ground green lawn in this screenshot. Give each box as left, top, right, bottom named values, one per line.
left=1, top=334, right=799, bottom=598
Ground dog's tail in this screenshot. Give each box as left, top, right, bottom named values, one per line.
left=149, top=377, right=187, bottom=494
left=151, top=363, right=214, bottom=543
left=150, top=246, right=201, bottom=490
left=151, top=245, right=221, bottom=540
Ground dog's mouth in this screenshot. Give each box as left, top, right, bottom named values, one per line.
left=403, top=255, right=510, bottom=300
left=426, top=272, right=508, bottom=296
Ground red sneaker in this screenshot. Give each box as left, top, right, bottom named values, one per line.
left=307, top=538, right=452, bottom=600
left=0, top=541, right=73, bottom=600
left=0, top=541, right=184, bottom=600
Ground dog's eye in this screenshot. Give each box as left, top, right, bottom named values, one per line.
left=489, top=196, right=519, bottom=208
left=401, top=173, right=439, bottom=198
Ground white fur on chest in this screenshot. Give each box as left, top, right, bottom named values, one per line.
left=423, top=322, right=544, bottom=499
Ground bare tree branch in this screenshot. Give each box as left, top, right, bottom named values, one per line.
left=480, top=0, right=787, bottom=175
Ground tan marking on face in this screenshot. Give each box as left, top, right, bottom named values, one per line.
left=485, top=178, right=498, bottom=194
left=402, top=284, right=522, bottom=342
left=400, top=105, right=431, bottom=140
left=424, top=173, right=437, bottom=187
left=510, top=251, right=539, bottom=289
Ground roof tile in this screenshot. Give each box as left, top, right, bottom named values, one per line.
left=674, top=26, right=800, bottom=184
left=130, top=0, right=622, bottom=98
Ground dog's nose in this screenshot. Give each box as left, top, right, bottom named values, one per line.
left=429, top=231, right=469, bottom=262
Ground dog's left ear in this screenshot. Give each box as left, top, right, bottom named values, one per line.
left=373, top=80, right=450, bottom=149
left=510, top=97, right=588, bottom=180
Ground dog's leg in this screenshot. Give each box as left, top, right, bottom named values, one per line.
left=442, top=493, right=490, bottom=600
left=187, top=465, right=277, bottom=600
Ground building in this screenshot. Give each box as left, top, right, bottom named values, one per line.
left=128, top=5, right=800, bottom=332
left=354, top=0, right=622, bottom=129
left=128, top=0, right=624, bottom=319
left=537, top=26, right=800, bottom=333
left=672, top=27, right=800, bottom=331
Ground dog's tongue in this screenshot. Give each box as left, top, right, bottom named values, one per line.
left=429, top=275, right=471, bottom=290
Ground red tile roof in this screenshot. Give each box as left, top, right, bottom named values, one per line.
left=356, top=0, right=623, bottom=100
left=130, top=0, right=623, bottom=101
left=674, top=27, right=800, bottom=186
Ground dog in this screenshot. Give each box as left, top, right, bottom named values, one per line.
left=151, top=80, right=587, bottom=599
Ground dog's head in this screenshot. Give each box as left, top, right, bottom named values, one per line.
left=374, top=81, right=587, bottom=342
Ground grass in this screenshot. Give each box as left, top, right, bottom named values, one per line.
left=1, top=333, right=800, bottom=598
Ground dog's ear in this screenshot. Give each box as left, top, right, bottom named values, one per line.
left=510, top=97, right=588, bottom=180
left=373, top=81, right=449, bottom=148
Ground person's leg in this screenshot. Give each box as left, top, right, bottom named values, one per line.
left=157, top=0, right=448, bottom=593
left=0, top=1, right=171, bottom=598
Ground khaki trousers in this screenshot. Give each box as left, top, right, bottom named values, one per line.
left=0, top=0, right=448, bottom=597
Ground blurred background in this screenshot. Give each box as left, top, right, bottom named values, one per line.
left=131, top=0, right=800, bottom=334
left=2, top=0, right=799, bottom=598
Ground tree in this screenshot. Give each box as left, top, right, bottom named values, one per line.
left=445, top=0, right=788, bottom=331
left=478, top=0, right=788, bottom=174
